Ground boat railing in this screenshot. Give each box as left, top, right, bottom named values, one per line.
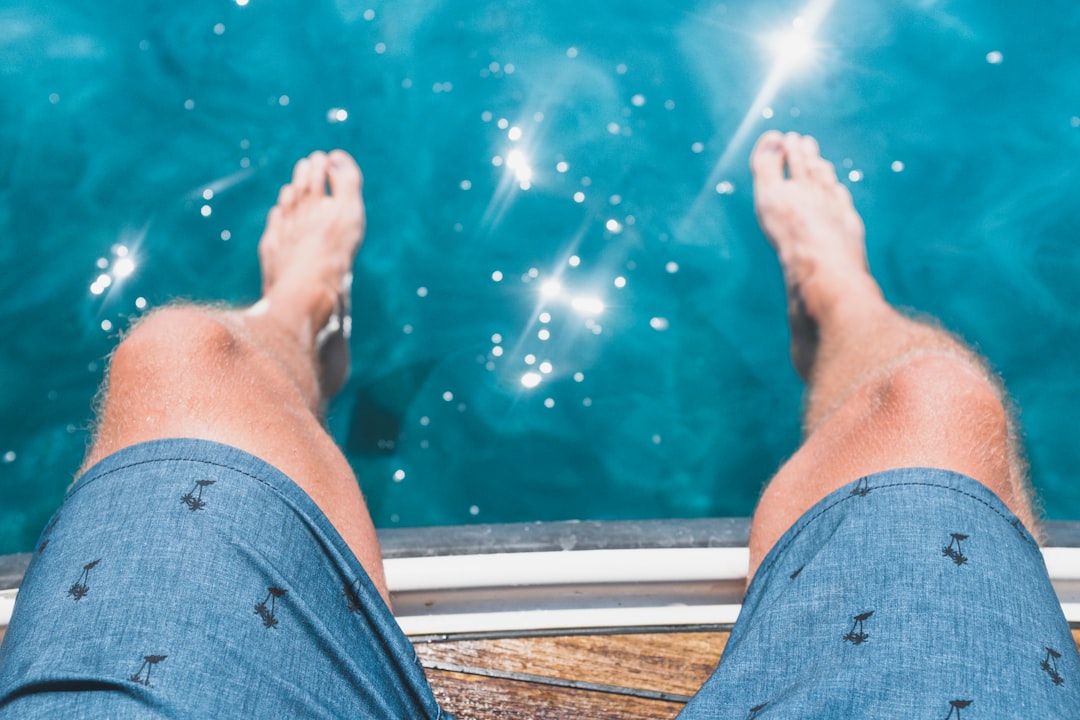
left=3, top=518, right=1079, bottom=638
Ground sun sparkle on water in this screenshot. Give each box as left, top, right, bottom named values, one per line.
left=680, top=0, right=836, bottom=234
left=765, top=17, right=820, bottom=76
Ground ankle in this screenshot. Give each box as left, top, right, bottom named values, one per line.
left=800, top=270, right=884, bottom=325
left=265, top=281, right=338, bottom=338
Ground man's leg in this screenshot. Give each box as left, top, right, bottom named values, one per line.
left=746, top=130, right=1033, bottom=579
left=0, top=152, right=448, bottom=718
left=676, top=132, right=1079, bottom=718
left=82, top=149, right=388, bottom=599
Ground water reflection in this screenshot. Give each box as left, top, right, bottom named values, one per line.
left=688, top=0, right=837, bottom=224
left=570, top=297, right=604, bottom=316
left=764, top=16, right=821, bottom=77
left=89, top=242, right=140, bottom=297
left=505, top=149, right=533, bottom=190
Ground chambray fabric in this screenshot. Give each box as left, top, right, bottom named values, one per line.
left=0, top=439, right=448, bottom=719
left=678, top=468, right=1080, bottom=719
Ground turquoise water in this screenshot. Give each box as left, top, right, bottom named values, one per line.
left=1, top=0, right=1078, bottom=555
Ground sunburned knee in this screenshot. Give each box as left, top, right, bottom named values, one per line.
left=871, top=353, right=1023, bottom=501
left=877, top=353, right=1007, bottom=429
left=112, top=307, right=244, bottom=378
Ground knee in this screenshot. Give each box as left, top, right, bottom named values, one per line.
left=872, top=353, right=1021, bottom=497
left=876, top=353, right=1008, bottom=432
left=112, top=307, right=245, bottom=379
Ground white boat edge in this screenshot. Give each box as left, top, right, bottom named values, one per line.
left=5, top=544, right=1078, bottom=636
left=395, top=545, right=1080, bottom=635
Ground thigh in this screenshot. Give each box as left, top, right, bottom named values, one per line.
left=679, top=469, right=1079, bottom=719
left=0, top=440, right=448, bottom=719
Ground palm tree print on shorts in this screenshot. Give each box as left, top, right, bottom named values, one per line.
left=181, top=480, right=216, bottom=511
left=1041, top=647, right=1064, bottom=686
left=129, top=655, right=167, bottom=686
left=942, top=533, right=969, bottom=566
left=38, top=514, right=60, bottom=554
left=746, top=702, right=769, bottom=719
left=843, top=611, right=874, bottom=645
left=944, top=699, right=972, bottom=719
left=255, top=586, right=288, bottom=629
left=67, top=559, right=100, bottom=602
left=849, top=478, right=871, bottom=497
left=343, top=579, right=364, bottom=614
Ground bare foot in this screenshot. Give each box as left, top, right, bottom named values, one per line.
left=256, top=149, right=365, bottom=397
left=749, top=131, right=880, bottom=379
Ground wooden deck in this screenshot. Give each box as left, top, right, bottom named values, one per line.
left=416, top=629, right=726, bottom=719
left=416, top=627, right=1080, bottom=719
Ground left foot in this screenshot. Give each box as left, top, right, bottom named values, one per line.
left=256, top=150, right=365, bottom=396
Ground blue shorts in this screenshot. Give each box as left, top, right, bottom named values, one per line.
left=0, top=439, right=448, bottom=719
left=678, top=467, right=1080, bottom=718
left=2, top=443, right=1077, bottom=718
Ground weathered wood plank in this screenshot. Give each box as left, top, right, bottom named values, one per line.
left=415, top=632, right=725, bottom=697
left=426, top=668, right=684, bottom=720
left=421, top=628, right=1080, bottom=720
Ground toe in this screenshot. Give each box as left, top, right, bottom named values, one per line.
left=290, top=153, right=334, bottom=198
left=832, top=181, right=855, bottom=207
left=783, top=132, right=810, bottom=180
left=800, top=134, right=821, bottom=160
left=291, top=157, right=314, bottom=196
left=305, top=151, right=329, bottom=196
left=750, top=131, right=786, bottom=186
left=327, top=150, right=363, bottom=198
left=277, top=184, right=297, bottom=209
left=809, top=156, right=838, bottom=185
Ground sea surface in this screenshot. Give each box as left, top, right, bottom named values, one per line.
left=1, top=0, right=1078, bottom=555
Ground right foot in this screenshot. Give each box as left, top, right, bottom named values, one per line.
left=256, top=149, right=366, bottom=397
left=749, top=131, right=880, bottom=379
